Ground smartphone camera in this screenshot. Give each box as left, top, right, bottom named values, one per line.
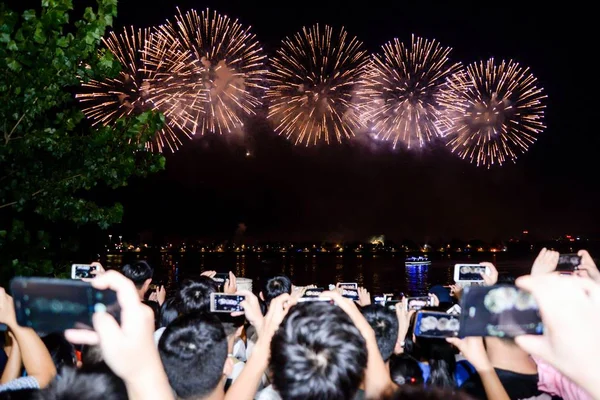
left=210, top=293, right=244, bottom=313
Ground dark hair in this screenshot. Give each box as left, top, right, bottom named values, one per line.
left=384, top=385, right=474, bottom=400
left=270, top=301, right=367, bottom=400
left=216, top=313, right=245, bottom=337
left=41, top=333, right=76, bottom=371
left=80, top=345, right=103, bottom=367
left=262, top=276, right=292, bottom=306
left=142, top=300, right=160, bottom=330
left=159, top=312, right=228, bottom=399
left=159, top=297, right=180, bottom=328
left=497, top=275, right=517, bottom=285
left=121, top=261, right=153, bottom=289
left=176, top=277, right=218, bottom=315
left=360, top=305, right=399, bottom=362
left=36, top=366, right=127, bottom=400
left=404, top=313, right=457, bottom=389
left=389, top=354, right=424, bottom=386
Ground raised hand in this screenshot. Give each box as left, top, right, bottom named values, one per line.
left=531, top=248, right=559, bottom=276
left=479, top=262, right=498, bottom=286
left=576, top=250, right=600, bottom=283
left=224, top=271, right=237, bottom=294
left=357, top=287, right=371, bottom=307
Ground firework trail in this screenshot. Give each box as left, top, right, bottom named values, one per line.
left=266, top=24, right=369, bottom=146
left=150, top=8, right=267, bottom=136
left=76, top=27, right=190, bottom=152
left=444, top=58, right=546, bottom=167
left=357, top=35, right=463, bottom=149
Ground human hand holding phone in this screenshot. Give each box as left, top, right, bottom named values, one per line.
left=223, top=271, right=237, bottom=294
left=576, top=250, right=600, bottom=283
left=231, top=290, right=264, bottom=333
left=357, top=287, right=371, bottom=307
left=531, top=248, right=559, bottom=276
left=479, top=262, right=498, bottom=286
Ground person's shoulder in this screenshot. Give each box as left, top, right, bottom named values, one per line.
left=0, top=376, right=40, bottom=393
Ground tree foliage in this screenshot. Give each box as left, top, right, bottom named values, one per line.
left=0, top=0, right=165, bottom=278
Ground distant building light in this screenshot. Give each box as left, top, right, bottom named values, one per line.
left=523, top=231, right=529, bottom=234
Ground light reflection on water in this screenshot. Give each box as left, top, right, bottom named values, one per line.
left=105, top=252, right=533, bottom=296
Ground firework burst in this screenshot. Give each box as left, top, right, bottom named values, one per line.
left=444, top=58, right=546, bottom=167
left=76, top=27, right=190, bottom=153
left=357, top=35, right=463, bottom=149
left=266, top=24, right=369, bottom=146
left=150, top=8, right=267, bottom=136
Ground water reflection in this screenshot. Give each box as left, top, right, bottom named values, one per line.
left=405, top=264, right=429, bottom=296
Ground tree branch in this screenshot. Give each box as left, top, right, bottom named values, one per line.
left=0, top=174, right=82, bottom=210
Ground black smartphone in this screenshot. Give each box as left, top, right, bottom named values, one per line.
left=209, top=293, right=244, bottom=313
left=458, top=285, right=543, bottom=338
left=340, top=288, right=359, bottom=301
left=386, top=299, right=401, bottom=311
left=303, top=287, right=325, bottom=297
left=556, top=254, right=581, bottom=272
left=10, top=277, right=120, bottom=333
left=373, top=295, right=386, bottom=306
left=405, top=296, right=432, bottom=311
left=414, top=311, right=460, bottom=338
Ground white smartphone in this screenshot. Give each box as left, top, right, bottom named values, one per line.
left=71, top=264, right=97, bottom=280
left=453, top=264, right=490, bottom=283
left=337, top=282, right=358, bottom=289
left=209, top=293, right=244, bottom=313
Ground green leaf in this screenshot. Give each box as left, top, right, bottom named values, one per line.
left=33, top=24, right=46, bottom=43
left=7, top=40, right=17, bottom=50
left=0, top=33, right=10, bottom=43
left=22, top=9, right=36, bottom=21
left=7, top=58, right=21, bottom=71
left=83, top=7, right=96, bottom=22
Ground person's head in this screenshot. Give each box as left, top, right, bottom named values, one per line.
left=176, top=277, right=218, bottom=315
left=41, top=333, right=76, bottom=371
left=270, top=301, right=368, bottom=400
left=383, top=385, right=474, bottom=400
left=260, top=276, right=292, bottom=307
left=121, top=261, right=153, bottom=296
left=159, top=312, right=232, bottom=399
left=159, top=297, right=180, bottom=328
left=360, top=305, right=399, bottom=362
left=80, top=345, right=103, bottom=368
left=389, top=354, right=424, bottom=386
left=36, top=366, right=127, bottom=400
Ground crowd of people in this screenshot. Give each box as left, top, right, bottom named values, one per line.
left=1, top=248, right=599, bottom=400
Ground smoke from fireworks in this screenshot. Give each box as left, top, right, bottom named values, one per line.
left=444, top=58, right=546, bottom=167
left=266, top=24, right=369, bottom=146
left=357, top=35, right=463, bottom=149
left=150, top=8, right=267, bottom=136
left=76, top=27, right=190, bottom=153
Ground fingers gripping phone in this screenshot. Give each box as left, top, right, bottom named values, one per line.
left=556, top=254, right=582, bottom=272
left=10, top=277, right=120, bottom=333
left=454, top=264, right=490, bottom=283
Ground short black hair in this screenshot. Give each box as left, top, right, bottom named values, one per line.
left=216, top=313, right=245, bottom=337
left=360, top=305, right=399, bottom=362
left=159, top=297, right=180, bottom=328
left=80, top=345, right=103, bottom=367
left=389, top=354, right=424, bottom=386
left=36, top=366, right=127, bottom=400
left=159, top=312, right=228, bottom=399
left=262, top=276, right=292, bottom=306
left=383, top=385, right=474, bottom=400
left=176, top=277, right=218, bottom=315
left=270, top=301, right=367, bottom=400
left=121, top=261, right=153, bottom=289
left=41, top=333, right=76, bottom=371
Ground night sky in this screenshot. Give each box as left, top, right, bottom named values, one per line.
left=22, top=1, right=598, bottom=242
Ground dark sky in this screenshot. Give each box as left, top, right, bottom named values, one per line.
left=72, top=2, right=600, bottom=241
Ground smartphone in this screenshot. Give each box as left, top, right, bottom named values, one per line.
left=71, top=264, right=97, bottom=280
left=303, top=287, right=325, bottom=297
left=340, top=288, right=359, bottom=301
left=454, top=264, right=490, bottom=283
left=405, top=296, right=432, bottom=311
left=556, top=254, right=581, bottom=272
left=209, top=293, right=244, bottom=313
left=386, top=299, right=401, bottom=311
left=10, top=277, right=120, bottom=333
left=458, top=285, right=543, bottom=338
left=414, top=311, right=460, bottom=338
left=297, top=297, right=332, bottom=303
left=373, top=295, right=386, bottom=306
left=338, top=282, right=358, bottom=289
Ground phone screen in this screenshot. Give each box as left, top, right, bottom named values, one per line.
left=303, top=288, right=325, bottom=297
left=386, top=299, right=401, bottom=311
left=406, top=296, right=430, bottom=311
left=458, top=285, right=543, bottom=338
left=71, top=264, right=96, bottom=280
left=338, top=283, right=357, bottom=289
left=455, top=264, right=486, bottom=281
left=10, top=277, right=119, bottom=333
left=373, top=295, right=386, bottom=306
left=414, top=311, right=460, bottom=338
left=340, top=288, right=359, bottom=301
left=210, top=294, right=244, bottom=313
left=557, top=254, right=581, bottom=272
